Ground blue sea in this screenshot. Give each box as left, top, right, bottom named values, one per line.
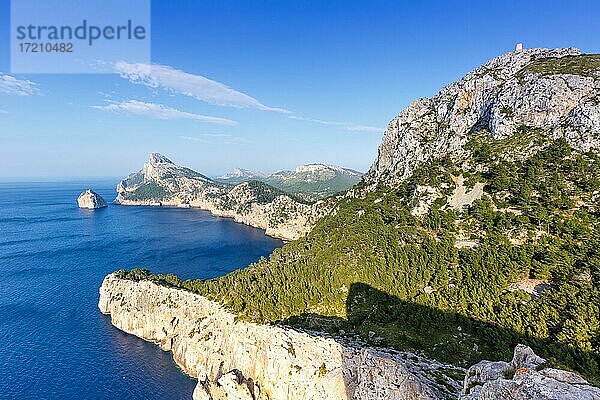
left=0, top=180, right=283, bottom=400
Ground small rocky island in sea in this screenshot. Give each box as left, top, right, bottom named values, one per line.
left=77, top=189, right=108, bottom=209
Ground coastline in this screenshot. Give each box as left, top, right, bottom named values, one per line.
left=113, top=197, right=321, bottom=241
left=99, top=273, right=463, bottom=400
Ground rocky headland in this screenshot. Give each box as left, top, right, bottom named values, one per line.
left=99, top=274, right=599, bottom=399
left=114, top=153, right=327, bottom=241
left=98, top=273, right=464, bottom=400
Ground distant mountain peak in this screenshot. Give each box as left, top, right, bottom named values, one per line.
left=294, top=163, right=362, bottom=176
left=219, top=168, right=266, bottom=180
left=148, top=153, right=173, bottom=165
left=214, top=163, right=363, bottom=201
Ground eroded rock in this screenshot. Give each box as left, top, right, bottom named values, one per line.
left=367, top=48, right=600, bottom=184
left=77, top=189, right=107, bottom=209
left=461, top=345, right=600, bottom=399
left=99, top=274, right=463, bottom=400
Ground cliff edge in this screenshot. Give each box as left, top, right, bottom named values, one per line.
left=367, top=48, right=600, bottom=183
left=99, top=274, right=463, bottom=400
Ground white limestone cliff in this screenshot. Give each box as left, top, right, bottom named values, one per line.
left=77, top=189, right=108, bottom=209
left=367, top=48, right=600, bottom=183
left=99, top=275, right=600, bottom=399
left=98, top=274, right=463, bottom=400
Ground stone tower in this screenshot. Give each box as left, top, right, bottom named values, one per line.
left=515, top=43, right=524, bottom=51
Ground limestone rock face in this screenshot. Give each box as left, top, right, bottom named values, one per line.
left=193, top=370, right=261, bottom=400
left=99, top=274, right=463, bottom=400
left=114, top=153, right=327, bottom=241
left=77, top=189, right=107, bottom=209
left=461, top=345, right=600, bottom=400
left=367, top=48, right=600, bottom=183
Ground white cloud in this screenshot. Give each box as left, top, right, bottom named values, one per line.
left=179, top=134, right=252, bottom=146
left=288, top=115, right=382, bottom=133
left=92, top=100, right=237, bottom=125
left=0, top=74, right=38, bottom=96
left=0, top=109, right=8, bottom=114
left=114, top=62, right=289, bottom=113
left=112, top=62, right=381, bottom=133
left=344, top=124, right=384, bottom=133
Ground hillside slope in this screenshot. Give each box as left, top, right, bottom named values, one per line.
left=217, top=164, right=363, bottom=202
left=119, top=48, right=600, bottom=384
left=262, top=164, right=363, bottom=202
left=217, top=168, right=267, bottom=185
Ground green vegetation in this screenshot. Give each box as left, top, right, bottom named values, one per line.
left=126, top=181, right=169, bottom=201
left=522, top=54, right=600, bottom=77
left=263, top=170, right=363, bottom=202
left=218, top=166, right=363, bottom=202
left=116, top=133, right=600, bottom=384
left=245, top=180, right=310, bottom=205
left=123, top=172, right=144, bottom=187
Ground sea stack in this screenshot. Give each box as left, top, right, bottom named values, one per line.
left=77, top=189, right=108, bottom=209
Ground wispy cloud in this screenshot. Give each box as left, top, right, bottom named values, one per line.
left=0, top=109, right=8, bottom=114
left=112, top=62, right=381, bottom=132
left=114, top=62, right=289, bottom=113
left=92, top=100, right=237, bottom=126
left=179, top=134, right=252, bottom=146
left=0, top=74, right=38, bottom=96
left=289, top=115, right=382, bottom=133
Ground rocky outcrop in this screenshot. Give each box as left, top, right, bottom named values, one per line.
left=461, top=345, right=600, bottom=399
left=98, top=274, right=463, bottom=400
left=114, top=154, right=327, bottom=240
left=367, top=48, right=600, bottom=183
left=77, top=189, right=107, bottom=209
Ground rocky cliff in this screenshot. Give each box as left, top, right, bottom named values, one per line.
left=99, top=274, right=463, bottom=400
left=460, top=345, right=600, bottom=400
left=77, top=189, right=107, bottom=209
left=114, top=154, right=326, bottom=240
left=100, top=275, right=599, bottom=399
left=367, top=48, right=600, bottom=183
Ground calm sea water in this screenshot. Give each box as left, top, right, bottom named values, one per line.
left=0, top=180, right=283, bottom=400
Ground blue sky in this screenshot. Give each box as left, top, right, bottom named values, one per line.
left=0, top=0, right=599, bottom=179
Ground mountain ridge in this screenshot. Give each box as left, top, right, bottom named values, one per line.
left=367, top=47, right=599, bottom=184
left=217, top=163, right=363, bottom=201
left=114, top=154, right=327, bottom=240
